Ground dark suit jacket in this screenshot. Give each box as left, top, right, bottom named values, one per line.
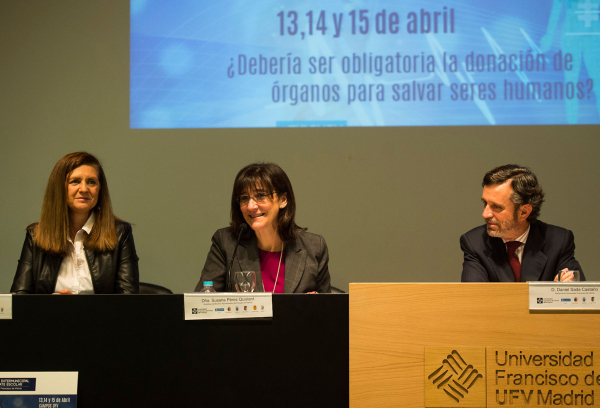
left=11, top=221, right=139, bottom=294
left=460, top=221, right=584, bottom=282
left=195, top=227, right=331, bottom=293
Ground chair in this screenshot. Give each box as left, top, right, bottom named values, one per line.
left=330, top=286, right=345, bottom=294
left=139, top=282, right=173, bottom=294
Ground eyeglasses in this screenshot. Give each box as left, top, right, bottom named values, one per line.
left=237, top=192, right=275, bottom=206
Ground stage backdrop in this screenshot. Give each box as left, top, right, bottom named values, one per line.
left=0, top=0, right=599, bottom=294
left=131, top=0, right=600, bottom=128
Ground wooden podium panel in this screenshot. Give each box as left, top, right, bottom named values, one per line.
left=350, top=283, right=600, bottom=408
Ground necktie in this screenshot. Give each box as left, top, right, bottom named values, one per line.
left=506, top=241, right=523, bottom=282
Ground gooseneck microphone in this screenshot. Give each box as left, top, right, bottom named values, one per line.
left=227, top=223, right=248, bottom=292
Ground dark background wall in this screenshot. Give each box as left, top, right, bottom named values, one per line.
left=1, top=1, right=598, bottom=293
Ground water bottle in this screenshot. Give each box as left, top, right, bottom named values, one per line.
left=199, top=281, right=216, bottom=293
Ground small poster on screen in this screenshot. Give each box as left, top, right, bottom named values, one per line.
left=0, top=372, right=77, bottom=408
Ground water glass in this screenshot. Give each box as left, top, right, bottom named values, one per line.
left=235, top=271, right=256, bottom=292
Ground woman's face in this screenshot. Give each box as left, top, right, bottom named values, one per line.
left=240, top=187, right=287, bottom=233
left=66, top=165, right=100, bottom=216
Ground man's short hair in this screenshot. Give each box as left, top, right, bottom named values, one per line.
left=483, top=164, right=545, bottom=222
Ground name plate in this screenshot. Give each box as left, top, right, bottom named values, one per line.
left=529, top=282, right=600, bottom=310
left=0, top=372, right=77, bottom=408
left=184, top=292, right=273, bottom=320
left=0, top=294, right=12, bottom=319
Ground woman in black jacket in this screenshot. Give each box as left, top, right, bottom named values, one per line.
left=11, top=152, right=139, bottom=294
left=195, top=162, right=330, bottom=293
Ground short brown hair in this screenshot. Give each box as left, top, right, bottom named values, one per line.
left=483, top=164, right=545, bottom=222
left=34, top=152, right=118, bottom=255
left=230, top=163, right=306, bottom=242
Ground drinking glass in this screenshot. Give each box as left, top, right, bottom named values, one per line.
left=560, top=270, right=580, bottom=282
left=235, top=271, right=256, bottom=292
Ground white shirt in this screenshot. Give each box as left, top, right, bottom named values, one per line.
left=54, top=213, right=96, bottom=294
left=503, top=224, right=530, bottom=264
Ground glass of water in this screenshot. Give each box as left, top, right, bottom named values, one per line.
left=235, top=271, right=256, bottom=292
left=560, top=270, right=580, bottom=282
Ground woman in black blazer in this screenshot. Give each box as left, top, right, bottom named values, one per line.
left=195, top=163, right=330, bottom=293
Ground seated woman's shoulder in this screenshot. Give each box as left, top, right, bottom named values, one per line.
left=216, top=226, right=232, bottom=234
left=213, top=227, right=238, bottom=244
left=296, top=230, right=326, bottom=245
left=115, top=219, right=134, bottom=235
left=25, top=223, right=39, bottom=238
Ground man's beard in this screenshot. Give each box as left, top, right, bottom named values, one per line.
left=486, top=216, right=520, bottom=239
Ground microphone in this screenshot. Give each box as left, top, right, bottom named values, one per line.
left=227, top=223, right=248, bottom=292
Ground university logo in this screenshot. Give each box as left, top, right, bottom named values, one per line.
left=425, top=348, right=486, bottom=407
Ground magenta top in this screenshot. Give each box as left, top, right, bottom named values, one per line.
left=259, top=248, right=286, bottom=293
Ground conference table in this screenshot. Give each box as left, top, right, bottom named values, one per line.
left=7, top=284, right=595, bottom=408
left=1, top=294, right=349, bottom=408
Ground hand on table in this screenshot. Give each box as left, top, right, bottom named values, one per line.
left=52, top=289, right=74, bottom=295
left=554, top=268, right=575, bottom=282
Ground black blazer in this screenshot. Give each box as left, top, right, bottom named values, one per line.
left=11, top=221, right=139, bottom=294
left=460, top=221, right=584, bottom=282
left=195, top=227, right=331, bottom=293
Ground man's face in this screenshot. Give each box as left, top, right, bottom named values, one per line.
left=481, top=181, right=525, bottom=240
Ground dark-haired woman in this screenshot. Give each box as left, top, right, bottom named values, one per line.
left=195, top=163, right=330, bottom=293
left=11, top=152, right=139, bottom=294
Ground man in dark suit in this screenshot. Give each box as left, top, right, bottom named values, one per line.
left=461, top=164, right=584, bottom=282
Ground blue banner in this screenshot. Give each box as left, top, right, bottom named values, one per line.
left=130, top=0, right=600, bottom=128
left=0, top=395, right=76, bottom=408
left=0, top=378, right=36, bottom=392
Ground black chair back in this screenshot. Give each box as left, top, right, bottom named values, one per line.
left=139, top=282, right=173, bottom=294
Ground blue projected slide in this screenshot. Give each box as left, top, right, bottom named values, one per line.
left=130, top=0, right=600, bottom=128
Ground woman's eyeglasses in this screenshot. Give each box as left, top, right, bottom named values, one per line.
left=237, top=192, right=275, bottom=206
